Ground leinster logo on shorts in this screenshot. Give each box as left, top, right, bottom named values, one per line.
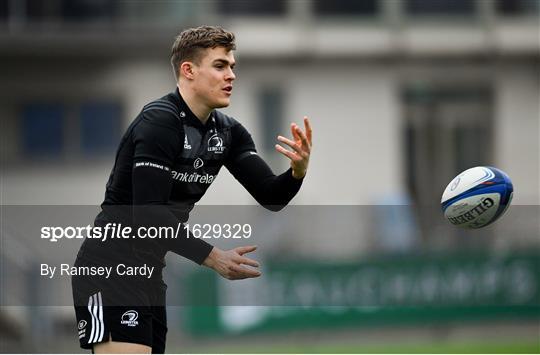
left=121, top=310, right=139, bottom=327
left=207, top=133, right=225, bottom=154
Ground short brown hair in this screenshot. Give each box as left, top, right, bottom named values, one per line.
left=171, top=26, right=236, bottom=80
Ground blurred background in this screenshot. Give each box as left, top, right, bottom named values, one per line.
left=0, top=0, right=539, bottom=353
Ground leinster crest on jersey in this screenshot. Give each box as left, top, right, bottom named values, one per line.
left=207, top=133, right=225, bottom=154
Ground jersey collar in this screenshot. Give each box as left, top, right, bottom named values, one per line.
left=172, top=87, right=214, bottom=130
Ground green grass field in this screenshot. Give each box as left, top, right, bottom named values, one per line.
left=179, top=339, right=540, bottom=354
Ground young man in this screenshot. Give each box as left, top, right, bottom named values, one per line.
left=72, top=26, right=312, bottom=353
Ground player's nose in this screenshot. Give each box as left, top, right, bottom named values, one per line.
left=225, top=67, right=236, bottom=81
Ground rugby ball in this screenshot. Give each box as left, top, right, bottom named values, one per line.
left=441, top=166, right=513, bottom=228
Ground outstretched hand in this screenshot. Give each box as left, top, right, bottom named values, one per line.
left=203, top=245, right=261, bottom=280
left=275, top=116, right=312, bottom=179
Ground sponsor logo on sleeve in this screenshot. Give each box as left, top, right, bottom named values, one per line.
left=134, top=161, right=170, bottom=171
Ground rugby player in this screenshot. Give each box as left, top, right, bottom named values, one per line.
left=72, top=26, right=312, bottom=353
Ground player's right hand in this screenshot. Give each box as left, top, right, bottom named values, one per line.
left=202, top=245, right=261, bottom=280
left=275, top=116, right=312, bottom=179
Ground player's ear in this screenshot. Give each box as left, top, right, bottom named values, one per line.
left=180, top=61, right=195, bottom=80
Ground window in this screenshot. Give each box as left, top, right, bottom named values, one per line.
left=0, top=0, right=7, bottom=21
left=22, top=103, right=64, bottom=157
left=217, top=0, right=286, bottom=16
left=258, top=87, right=284, bottom=152
left=496, top=0, right=540, bottom=15
left=19, top=100, right=122, bottom=159
left=313, top=0, right=379, bottom=16
left=405, top=0, right=475, bottom=15
left=23, top=0, right=116, bottom=21
left=403, top=84, right=493, bottom=245
left=80, top=102, right=122, bottom=155
left=26, top=0, right=53, bottom=20
left=61, top=0, right=116, bottom=21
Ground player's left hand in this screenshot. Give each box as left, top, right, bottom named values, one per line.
left=276, top=116, right=312, bottom=179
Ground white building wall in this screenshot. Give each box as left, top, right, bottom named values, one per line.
left=200, top=62, right=403, bottom=205
left=283, top=63, right=402, bottom=205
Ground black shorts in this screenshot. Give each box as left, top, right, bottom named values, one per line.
left=72, top=258, right=168, bottom=353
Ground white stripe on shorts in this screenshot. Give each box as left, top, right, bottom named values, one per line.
left=97, top=292, right=105, bottom=342
left=87, top=294, right=96, bottom=342
left=87, top=292, right=104, bottom=344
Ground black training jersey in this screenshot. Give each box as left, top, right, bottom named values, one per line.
left=78, top=88, right=303, bottom=273
left=103, top=88, right=257, bottom=210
